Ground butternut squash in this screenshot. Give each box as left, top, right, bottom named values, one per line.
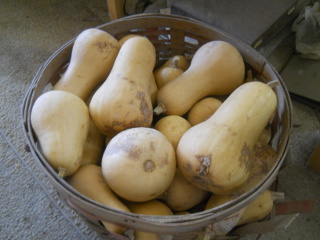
left=154, top=59, right=184, bottom=88
left=158, top=168, right=210, bottom=211
left=81, top=118, right=105, bottom=166
left=67, top=164, right=131, bottom=234
left=154, top=40, right=245, bottom=116
left=176, top=81, right=277, bottom=194
left=101, top=127, right=176, bottom=202
left=53, top=28, right=120, bottom=100
left=89, top=36, right=156, bottom=136
left=187, top=97, right=222, bottom=126
left=124, top=200, right=173, bottom=240
left=31, top=90, right=90, bottom=177
left=118, top=34, right=141, bottom=46
left=154, top=55, right=190, bottom=75
left=154, top=115, right=191, bottom=150
left=236, top=189, right=274, bottom=226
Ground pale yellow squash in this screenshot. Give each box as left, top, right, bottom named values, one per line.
left=236, top=190, right=274, bottom=226
left=154, top=55, right=190, bottom=75
left=124, top=200, right=173, bottom=240
left=67, top=164, right=131, bottom=234
left=158, top=168, right=210, bottom=211
left=81, top=118, right=105, bottom=166
left=177, top=81, right=277, bottom=194
left=53, top=28, right=120, bottom=100
left=154, top=115, right=191, bottom=150
left=101, top=127, right=176, bottom=202
left=154, top=41, right=245, bottom=116
left=154, top=59, right=184, bottom=88
left=118, top=34, right=141, bottom=46
left=89, top=36, right=156, bottom=136
left=31, top=90, right=90, bottom=177
left=187, top=97, right=222, bottom=126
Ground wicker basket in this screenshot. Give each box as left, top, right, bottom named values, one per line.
left=21, top=14, right=292, bottom=239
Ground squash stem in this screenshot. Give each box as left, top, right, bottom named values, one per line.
left=267, top=80, right=279, bottom=88
left=153, top=103, right=166, bottom=115
left=170, top=57, right=179, bottom=69
left=58, top=167, right=68, bottom=178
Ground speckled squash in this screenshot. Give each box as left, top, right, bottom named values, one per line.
left=101, top=127, right=176, bottom=202
left=177, top=81, right=277, bottom=194
left=89, top=37, right=156, bottom=135
left=53, top=28, right=120, bottom=101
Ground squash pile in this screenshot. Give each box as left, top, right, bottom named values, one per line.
left=30, top=28, right=280, bottom=237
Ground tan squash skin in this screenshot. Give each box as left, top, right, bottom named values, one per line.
left=102, top=127, right=176, bottom=202
left=176, top=81, right=277, bottom=194
left=89, top=37, right=156, bottom=136
left=81, top=119, right=105, bottom=166
left=236, top=189, right=274, bottom=226
left=154, top=55, right=190, bottom=75
left=187, top=97, right=223, bottom=126
left=67, top=164, right=131, bottom=234
left=154, top=41, right=245, bottom=116
left=31, top=90, right=90, bottom=177
left=124, top=200, right=173, bottom=240
left=155, top=64, right=184, bottom=89
left=158, top=168, right=210, bottom=211
left=53, top=28, right=120, bottom=101
left=118, top=34, right=141, bottom=46
left=119, top=34, right=159, bottom=104
left=154, top=115, right=191, bottom=150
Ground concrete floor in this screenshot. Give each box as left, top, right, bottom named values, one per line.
left=1, top=1, right=319, bottom=239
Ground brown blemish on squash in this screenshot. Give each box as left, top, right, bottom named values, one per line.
left=195, top=154, right=212, bottom=176
left=105, top=132, right=143, bottom=160
left=94, top=41, right=118, bottom=53
left=159, top=153, right=169, bottom=168
left=143, top=160, right=155, bottom=172
left=110, top=91, right=152, bottom=131
left=107, top=142, right=142, bottom=161
left=186, top=162, right=193, bottom=172
left=191, top=174, right=216, bottom=192
left=239, top=143, right=253, bottom=171
left=128, top=146, right=142, bottom=160
left=149, top=141, right=155, bottom=151
left=136, top=91, right=152, bottom=122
